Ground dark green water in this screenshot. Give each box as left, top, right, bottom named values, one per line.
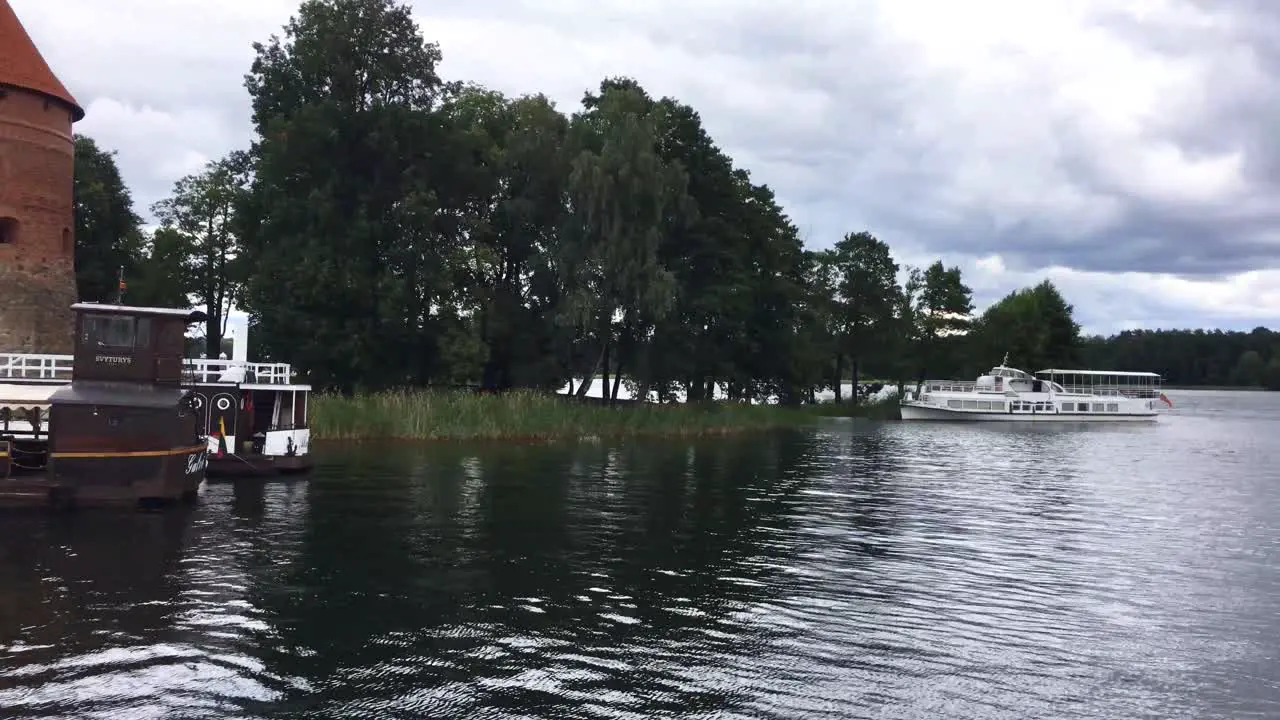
left=1, top=389, right=1278, bottom=719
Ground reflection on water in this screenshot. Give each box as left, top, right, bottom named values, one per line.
left=0, top=390, right=1277, bottom=718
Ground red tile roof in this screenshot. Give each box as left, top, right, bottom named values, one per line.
left=0, top=0, right=83, bottom=121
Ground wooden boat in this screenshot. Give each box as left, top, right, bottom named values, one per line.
left=1, top=311, right=313, bottom=479
left=0, top=303, right=210, bottom=509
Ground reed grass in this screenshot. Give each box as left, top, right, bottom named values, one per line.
left=310, top=389, right=825, bottom=442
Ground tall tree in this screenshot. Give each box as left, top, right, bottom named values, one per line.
left=904, top=260, right=974, bottom=380
left=72, top=135, right=144, bottom=303
left=559, top=84, right=690, bottom=397
left=151, top=154, right=249, bottom=358
left=128, top=227, right=193, bottom=308
left=239, top=0, right=449, bottom=391
left=970, top=279, right=1081, bottom=371
left=825, top=231, right=901, bottom=401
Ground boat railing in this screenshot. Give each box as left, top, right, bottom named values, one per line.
left=0, top=353, right=73, bottom=381
left=1058, top=384, right=1162, bottom=398
left=921, top=380, right=977, bottom=393
left=1, top=352, right=298, bottom=386
left=185, top=359, right=297, bottom=385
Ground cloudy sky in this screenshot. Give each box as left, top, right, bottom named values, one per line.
left=10, top=0, right=1280, bottom=334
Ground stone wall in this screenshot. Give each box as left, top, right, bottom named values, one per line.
left=0, top=86, right=78, bottom=354
left=0, top=258, right=76, bottom=353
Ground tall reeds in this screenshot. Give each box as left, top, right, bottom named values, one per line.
left=310, top=389, right=823, bottom=442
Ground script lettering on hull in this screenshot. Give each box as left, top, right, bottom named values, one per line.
left=185, top=450, right=208, bottom=476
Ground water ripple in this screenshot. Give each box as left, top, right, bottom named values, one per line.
left=0, top=392, right=1277, bottom=718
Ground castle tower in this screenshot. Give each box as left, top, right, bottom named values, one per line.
left=0, top=0, right=83, bottom=354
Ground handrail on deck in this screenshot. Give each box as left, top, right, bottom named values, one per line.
left=0, top=353, right=71, bottom=380
left=0, top=352, right=299, bottom=385
left=920, top=380, right=977, bottom=393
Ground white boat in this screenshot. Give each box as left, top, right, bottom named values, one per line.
left=899, top=358, right=1171, bottom=422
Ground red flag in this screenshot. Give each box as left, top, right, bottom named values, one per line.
left=1159, top=392, right=1173, bottom=408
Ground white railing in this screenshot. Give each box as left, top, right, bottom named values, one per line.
left=1058, top=385, right=1161, bottom=398
left=184, top=359, right=296, bottom=384
left=921, top=380, right=977, bottom=393
left=0, top=353, right=299, bottom=386
left=1, top=353, right=72, bottom=380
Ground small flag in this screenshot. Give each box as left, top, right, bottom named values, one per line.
left=1159, top=392, right=1173, bottom=408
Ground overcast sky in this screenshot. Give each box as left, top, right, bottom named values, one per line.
left=11, top=0, right=1280, bottom=335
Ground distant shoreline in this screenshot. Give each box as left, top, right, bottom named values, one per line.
left=1164, top=385, right=1270, bottom=392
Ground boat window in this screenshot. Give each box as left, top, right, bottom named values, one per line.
left=1106, top=403, right=1119, bottom=412
left=948, top=399, right=962, bottom=409
left=1077, top=403, right=1089, bottom=412
left=963, top=400, right=978, bottom=409
left=135, top=318, right=151, bottom=349
left=83, top=314, right=135, bottom=349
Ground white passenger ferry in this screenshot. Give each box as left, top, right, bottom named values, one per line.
left=900, top=358, right=1171, bottom=422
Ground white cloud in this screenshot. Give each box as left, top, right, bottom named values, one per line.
left=8, top=0, right=1280, bottom=334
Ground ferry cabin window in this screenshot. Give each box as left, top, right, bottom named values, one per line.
left=83, top=315, right=137, bottom=349
left=134, top=318, right=151, bottom=349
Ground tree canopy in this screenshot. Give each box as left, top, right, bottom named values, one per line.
left=66, top=0, right=1280, bottom=395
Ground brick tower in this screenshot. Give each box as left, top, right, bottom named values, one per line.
left=0, top=0, right=83, bottom=354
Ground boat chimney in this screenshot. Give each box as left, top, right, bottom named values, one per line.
left=229, top=314, right=248, bottom=363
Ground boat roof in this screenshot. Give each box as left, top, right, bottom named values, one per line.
left=49, top=383, right=190, bottom=408
left=1036, top=368, right=1162, bottom=378
left=0, top=383, right=58, bottom=404
left=71, top=303, right=208, bottom=323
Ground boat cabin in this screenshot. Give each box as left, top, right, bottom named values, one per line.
left=974, top=365, right=1038, bottom=393
left=1034, top=369, right=1164, bottom=399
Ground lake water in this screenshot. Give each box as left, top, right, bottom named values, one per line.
left=1, top=390, right=1278, bottom=719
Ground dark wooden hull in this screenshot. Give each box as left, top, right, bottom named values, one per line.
left=205, top=453, right=312, bottom=479
left=0, top=438, right=205, bottom=510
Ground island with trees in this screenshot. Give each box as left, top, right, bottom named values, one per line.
left=68, top=0, right=1280, bottom=441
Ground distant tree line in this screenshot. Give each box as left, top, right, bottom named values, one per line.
left=68, top=0, right=1279, bottom=397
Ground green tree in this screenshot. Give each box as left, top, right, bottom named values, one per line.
left=239, top=0, right=449, bottom=391
left=824, top=231, right=901, bottom=401
left=72, top=135, right=144, bottom=302
left=970, top=279, right=1080, bottom=371
left=151, top=154, right=249, bottom=358
left=1265, top=356, right=1280, bottom=391
left=441, top=86, right=573, bottom=391
left=1230, top=349, right=1266, bottom=386
left=559, top=84, right=689, bottom=398
left=904, top=260, right=974, bottom=381
left=127, top=227, right=193, bottom=308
